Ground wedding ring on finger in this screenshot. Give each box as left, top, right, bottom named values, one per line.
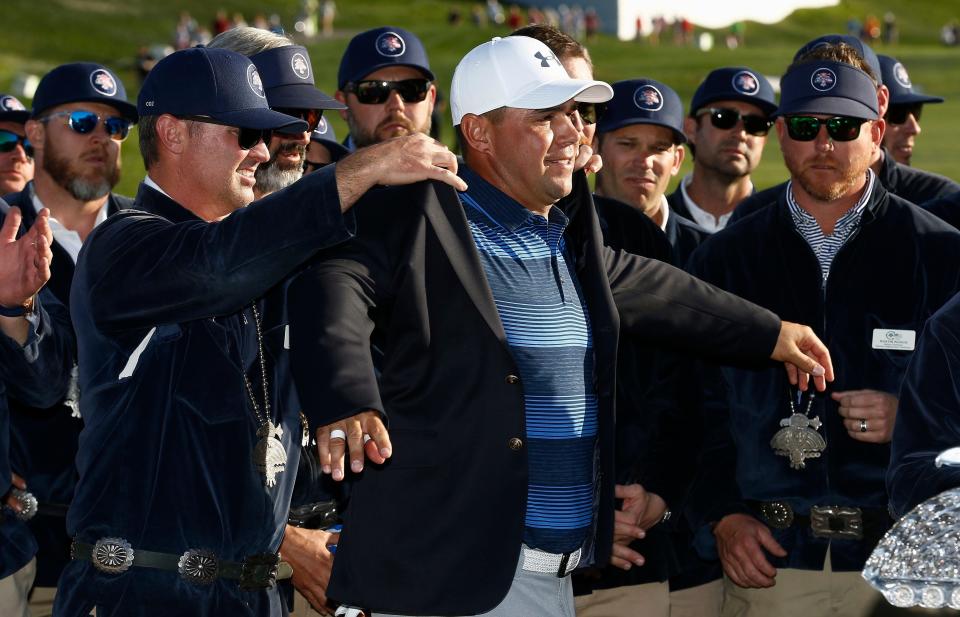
left=329, top=429, right=347, bottom=441
left=363, top=434, right=371, bottom=445
left=859, top=418, right=868, bottom=433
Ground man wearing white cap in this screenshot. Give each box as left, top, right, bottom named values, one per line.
left=288, top=36, right=834, bottom=617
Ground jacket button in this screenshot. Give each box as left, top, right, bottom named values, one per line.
left=508, top=437, right=523, bottom=450
left=505, top=374, right=520, bottom=385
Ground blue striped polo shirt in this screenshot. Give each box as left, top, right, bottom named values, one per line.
left=786, top=169, right=875, bottom=285
left=459, top=166, right=598, bottom=554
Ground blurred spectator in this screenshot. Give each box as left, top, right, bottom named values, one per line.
left=883, top=12, right=898, bottom=45
left=584, top=7, right=599, bottom=39
left=635, top=15, right=643, bottom=41
left=846, top=17, right=862, bottom=39
left=232, top=12, right=247, bottom=28
left=136, top=45, right=173, bottom=82
left=650, top=15, right=665, bottom=45
left=448, top=6, right=463, bottom=25
left=728, top=21, right=745, bottom=48
left=212, top=9, right=231, bottom=35
left=572, top=5, right=585, bottom=38
left=471, top=3, right=485, bottom=27
left=295, top=0, right=318, bottom=38
left=559, top=4, right=572, bottom=33
left=528, top=7, right=545, bottom=24
left=942, top=20, right=959, bottom=46
left=321, top=0, right=336, bottom=37
left=507, top=5, right=524, bottom=29
left=544, top=7, right=560, bottom=28
left=863, top=14, right=881, bottom=42
left=173, top=11, right=198, bottom=50
left=252, top=13, right=269, bottom=30
left=486, top=0, right=505, bottom=24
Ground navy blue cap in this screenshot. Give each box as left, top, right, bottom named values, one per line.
left=794, top=34, right=882, bottom=85
left=337, top=26, right=435, bottom=89
left=251, top=46, right=345, bottom=111
left=689, top=67, right=777, bottom=117
left=776, top=60, right=879, bottom=120
left=309, top=116, right=349, bottom=161
left=138, top=47, right=307, bottom=132
left=31, top=62, right=137, bottom=122
left=0, top=94, right=29, bottom=123
left=878, top=55, right=944, bottom=106
left=596, top=79, right=685, bottom=144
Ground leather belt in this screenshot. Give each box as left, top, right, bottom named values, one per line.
left=748, top=500, right=890, bottom=541
left=71, top=538, right=293, bottom=589
left=521, top=545, right=581, bottom=577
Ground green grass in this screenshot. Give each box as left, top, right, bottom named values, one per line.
left=2, top=0, right=958, bottom=196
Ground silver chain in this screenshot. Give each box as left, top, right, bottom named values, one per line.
left=242, top=303, right=271, bottom=427
left=788, top=389, right=816, bottom=417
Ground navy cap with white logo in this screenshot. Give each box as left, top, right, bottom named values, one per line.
left=31, top=62, right=137, bottom=122
left=251, top=45, right=345, bottom=111
left=776, top=60, right=879, bottom=120
left=596, top=78, right=686, bottom=144
left=338, top=26, right=435, bottom=89
left=138, top=47, right=307, bottom=132
left=878, top=55, right=943, bottom=106
left=310, top=116, right=349, bottom=161
left=689, top=67, right=777, bottom=117
left=794, top=34, right=882, bottom=85
left=0, top=94, right=30, bottom=124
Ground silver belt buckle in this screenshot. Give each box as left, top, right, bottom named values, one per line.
left=810, top=505, right=863, bottom=540
left=92, top=537, right=135, bottom=574
left=759, top=501, right=794, bottom=529
left=178, top=549, right=219, bottom=584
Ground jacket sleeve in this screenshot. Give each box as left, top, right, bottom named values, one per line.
left=0, top=289, right=76, bottom=409
left=81, top=166, right=352, bottom=332
left=887, top=307, right=960, bottom=517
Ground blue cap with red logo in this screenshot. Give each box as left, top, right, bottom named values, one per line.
left=309, top=116, right=349, bottom=161
left=878, top=55, right=943, bottom=106
left=138, top=47, right=307, bottom=132
left=31, top=62, right=137, bottom=122
left=776, top=60, right=879, bottom=120
left=0, top=94, right=29, bottom=123
left=251, top=45, right=345, bottom=111
left=596, top=78, right=686, bottom=144
left=337, top=26, right=435, bottom=90
left=689, top=67, right=777, bottom=117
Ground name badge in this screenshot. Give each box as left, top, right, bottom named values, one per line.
left=872, top=328, right=915, bottom=351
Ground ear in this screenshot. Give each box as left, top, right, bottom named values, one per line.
left=155, top=114, right=188, bottom=155
left=671, top=144, right=685, bottom=175
left=871, top=118, right=885, bottom=149
left=876, top=85, right=890, bottom=118
left=425, top=84, right=438, bottom=115
left=775, top=117, right=787, bottom=150
left=683, top=116, right=698, bottom=145
left=335, top=91, right=348, bottom=121
left=24, top=119, right=44, bottom=154
left=459, top=114, right=493, bottom=156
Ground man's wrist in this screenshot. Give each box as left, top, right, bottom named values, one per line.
left=0, top=295, right=34, bottom=318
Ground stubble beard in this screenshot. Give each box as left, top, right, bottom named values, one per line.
left=43, top=141, right=119, bottom=201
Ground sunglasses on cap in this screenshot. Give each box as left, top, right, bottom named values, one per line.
left=885, top=103, right=923, bottom=125
left=696, top=107, right=773, bottom=136
left=576, top=102, right=606, bottom=126
left=344, top=79, right=431, bottom=105
left=178, top=115, right=273, bottom=150
left=0, top=130, right=32, bottom=157
left=274, top=108, right=324, bottom=135
left=784, top=115, right=867, bottom=142
left=38, top=110, right=132, bottom=141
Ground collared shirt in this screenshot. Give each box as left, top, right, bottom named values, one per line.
left=459, top=166, right=598, bottom=554
left=654, top=194, right=670, bottom=233
left=786, top=169, right=876, bottom=285
left=679, top=174, right=740, bottom=233
left=29, top=184, right=108, bottom=264
left=143, top=175, right=174, bottom=200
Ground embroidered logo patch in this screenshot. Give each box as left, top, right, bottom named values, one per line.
left=634, top=85, right=664, bottom=111
left=376, top=32, right=405, bottom=57
left=90, top=69, right=118, bottom=96
left=0, top=95, right=25, bottom=111
left=732, top=70, right=760, bottom=95
left=291, top=53, right=311, bottom=80
left=811, top=68, right=837, bottom=92
left=247, top=65, right=265, bottom=98
left=893, top=62, right=912, bottom=89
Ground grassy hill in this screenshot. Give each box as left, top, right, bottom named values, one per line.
left=2, top=0, right=959, bottom=196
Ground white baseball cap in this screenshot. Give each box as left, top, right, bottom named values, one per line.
left=450, top=36, right=613, bottom=126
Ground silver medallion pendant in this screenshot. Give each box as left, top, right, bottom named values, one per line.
left=770, top=413, right=826, bottom=469
left=253, top=421, right=287, bottom=487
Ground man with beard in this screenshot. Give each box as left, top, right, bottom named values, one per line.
left=667, top=67, right=776, bottom=235
left=2, top=61, right=136, bottom=615
left=0, top=95, right=34, bottom=195
left=685, top=59, right=960, bottom=616
left=209, top=27, right=345, bottom=200
left=336, top=26, right=436, bottom=150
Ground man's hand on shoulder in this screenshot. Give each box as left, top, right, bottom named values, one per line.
left=772, top=321, right=834, bottom=392
left=316, top=410, right=391, bottom=481
left=334, top=134, right=468, bottom=211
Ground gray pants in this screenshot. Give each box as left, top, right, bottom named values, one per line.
left=372, top=553, right=575, bottom=617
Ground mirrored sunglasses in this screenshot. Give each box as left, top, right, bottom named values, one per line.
left=274, top=108, right=324, bottom=134
left=885, top=104, right=923, bottom=125
left=39, top=110, right=132, bottom=141
left=0, top=129, right=32, bottom=157
left=178, top=115, right=273, bottom=150
left=697, top=107, right=773, bottom=136
left=576, top=102, right=607, bottom=126
left=345, top=79, right=431, bottom=105
left=785, top=115, right=866, bottom=142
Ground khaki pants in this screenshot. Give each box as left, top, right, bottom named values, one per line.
left=0, top=558, right=35, bottom=617
left=575, top=581, right=670, bottom=617
left=290, top=588, right=333, bottom=616
left=28, top=585, right=56, bottom=617
left=670, top=579, right=722, bottom=617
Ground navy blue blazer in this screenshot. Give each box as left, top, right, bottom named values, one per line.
left=58, top=168, right=351, bottom=617
left=687, top=183, right=960, bottom=571
left=922, top=190, right=960, bottom=231
left=288, top=170, right=783, bottom=615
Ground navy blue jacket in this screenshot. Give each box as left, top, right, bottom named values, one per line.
left=1, top=185, right=128, bottom=586
left=687, top=183, right=960, bottom=571
left=57, top=168, right=351, bottom=617
left=922, top=190, right=960, bottom=231
left=287, top=171, right=783, bottom=615
left=730, top=150, right=960, bottom=225
left=887, top=291, right=960, bottom=517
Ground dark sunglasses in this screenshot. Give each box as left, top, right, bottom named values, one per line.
left=179, top=115, right=273, bottom=150
left=274, top=108, right=324, bottom=134
left=344, top=79, right=431, bottom=105
left=303, top=160, right=330, bottom=174
left=885, top=104, right=923, bottom=125
left=0, top=130, right=32, bottom=157
left=39, top=110, right=132, bottom=141
left=576, top=102, right=606, bottom=126
left=697, top=107, right=773, bottom=136
left=784, top=115, right=866, bottom=142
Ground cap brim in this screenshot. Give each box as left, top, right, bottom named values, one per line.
left=343, top=64, right=435, bottom=88
left=311, top=137, right=350, bottom=161
left=213, top=107, right=309, bottom=132
left=692, top=95, right=778, bottom=117
left=265, top=85, right=347, bottom=111
left=0, top=111, right=30, bottom=123
left=597, top=117, right=686, bottom=144
left=890, top=93, right=944, bottom=105
left=775, top=96, right=879, bottom=120
left=509, top=79, right=614, bottom=110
